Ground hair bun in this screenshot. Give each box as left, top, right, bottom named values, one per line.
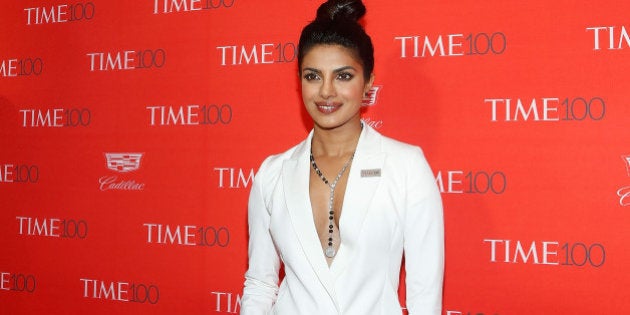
left=316, top=0, right=366, bottom=23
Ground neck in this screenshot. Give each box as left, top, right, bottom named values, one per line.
left=311, top=119, right=363, bottom=157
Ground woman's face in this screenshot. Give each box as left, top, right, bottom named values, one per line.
left=300, top=44, right=374, bottom=131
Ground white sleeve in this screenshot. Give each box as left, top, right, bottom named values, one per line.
left=240, top=158, right=281, bottom=315
left=404, top=148, right=444, bottom=315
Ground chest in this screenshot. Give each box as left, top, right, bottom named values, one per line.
left=268, top=166, right=405, bottom=265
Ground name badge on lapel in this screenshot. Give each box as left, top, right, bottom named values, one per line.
left=361, top=169, right=381, bottom=178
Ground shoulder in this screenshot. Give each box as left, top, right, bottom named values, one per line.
left=371, top=130, right=440, bottom=200
left=367, top=128, right=435, bottom=184
left=369, top=127, right=427, bottom=162
left=255, top=137, right=307, bottom=179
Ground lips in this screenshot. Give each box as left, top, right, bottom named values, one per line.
left=315, top=101, right=342, bottom=114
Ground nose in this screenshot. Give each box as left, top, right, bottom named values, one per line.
left=319, top=77, right=336, bottom=99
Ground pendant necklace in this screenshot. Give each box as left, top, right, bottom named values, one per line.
left=310, top=150, right=355, bottom=258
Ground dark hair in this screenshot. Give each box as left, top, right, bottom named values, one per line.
left=298, top=0, right=374, bottom=80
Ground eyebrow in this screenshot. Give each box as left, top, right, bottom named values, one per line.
left=302, top=66, right=356, bottom=74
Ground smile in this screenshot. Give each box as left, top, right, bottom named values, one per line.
left=315, top=101, right=342, bottom=114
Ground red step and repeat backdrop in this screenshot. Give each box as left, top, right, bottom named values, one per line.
left=1, top=1, right=629, bottom=314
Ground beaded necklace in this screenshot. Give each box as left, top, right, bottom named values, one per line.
left=309, top=151, right=355, bottom=258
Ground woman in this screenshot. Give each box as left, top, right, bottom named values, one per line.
left=241, top=1, right=444, bottom=314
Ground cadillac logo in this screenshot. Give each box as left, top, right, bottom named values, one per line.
left=362, top=85, right=382, bottom=106
left=105, top=153, right=143, bottom=173
left=623, top=155, right=630, bottom=177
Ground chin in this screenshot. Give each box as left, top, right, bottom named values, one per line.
left=313, top=116, right=360, bottom=131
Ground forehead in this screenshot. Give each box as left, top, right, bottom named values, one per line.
left=301, top=44, right=364, bottom=70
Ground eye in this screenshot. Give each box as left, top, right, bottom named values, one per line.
left=303, top=72, right=319, bottom=81
left=336, top=72, right=354, bottom=81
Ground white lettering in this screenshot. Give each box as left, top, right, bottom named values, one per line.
left=618, top=186, right=630, bottom=206
left=211, top=291, right=242, bottom=313
left=485, top=239, right=560, bottom=265
left=24, top=5, right=71, bottom=25
left=98, top=176, right=146, bottom=191
left=80, top=279, right=130, bottom=301
left=513, top=240, right=539, bottom=264
left=435, top=170, right=463, bottom=194
left=214, top=168, right=255, bottom=188
left=486, top=98, right=561, bottom=122
left=396, top=34, right=466, bottom=58
left=1, top=164, right=14, bottom=182
left=217, top=44, right=280, bottom=66
left=239, top=46, right=258, bottom=65
left=86, top=51, right=137, bottom=71
left=153, top=0, right=203, bottom=14
left=0, top=273, right=9, bottom=290
left=16, top=217, right=61, bottom=237
left=542, top=241, right=559, bottom=265
left=587, top=25, right=630, bottom=50
left=0, top=59, right=18, bottom=77
left=145, top=223, right=197, bottom=245
left=146, top=105, right=201, bottom=126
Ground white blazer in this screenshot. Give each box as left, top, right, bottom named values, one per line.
left=241, top=124, right=444, bottom=315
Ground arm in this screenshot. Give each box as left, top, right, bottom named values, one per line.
left=241, top=159, right=281, bottom=315
left=404, top=148, right=445, bottom=315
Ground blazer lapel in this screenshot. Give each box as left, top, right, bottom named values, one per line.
left=331, top=125, right=385, bottom=277
left=281, top=135, right=340, bottom=308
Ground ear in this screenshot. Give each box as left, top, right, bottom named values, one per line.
left=364, top=73, right=375, bottom=95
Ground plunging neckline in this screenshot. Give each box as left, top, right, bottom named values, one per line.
left=307, top=154, right=353, bottom=267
